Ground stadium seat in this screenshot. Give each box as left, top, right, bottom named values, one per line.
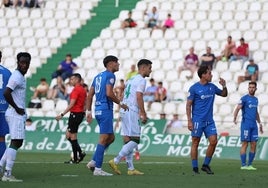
left=155, top=39, right=167, bottom=50
left=115, top=38, right=127, bottom=50
left=239, top=20, right=250, bottom=31
left=224, top=1, right=236, bottom=11
left=260, top=105, right=268, bottom=118
left=256, top=30, right=268, bottom=42
left=258, top=93, right=268, bottom=105
left=186, top=20, right=198, bottom=31
left=176, top=102, right=186, bottom=115
left=30, top=9, right=41, bottom=19
left=132, top=49, right=145, bottom=60
left=250, top=1, right=261, bottom=11
left=163, top=102, right=177, bottom=115
left=247, top=11, right=259, bottom=22
left=236, top=1, right=248, bottom=11
left=31, top=110, right=44, bottom=117
left=252, top=20, right=264, bottom=31
left=243, top=30, right=255, bottom=41
left=138, top=29, right=150, bottom=40
left=164, top=29, right=176, bottom=40
left=168, top=41, right=180, bottom=51
left=90, top=38, right=102, bottom=50
left=18, top=8, right=29, bottom=19
left=93, top=48, right=105, bottom=60
left=103, top=38, right=115, bottom=50
left=25, top=38, right=37, bottom=48
left=182, top=11, right=194, bottom=21
left=42, top=100, right=55, bottom=112
left=158, top=49, right=170, bottom=60
left=221, top=11, right=233, bottom=22
left=228, top=93, right=241, bottom=105
left=226, top=20, right=238, bottom=32
left=145, top=49, right=158, bottom=60
left=55, top=100, right=68, bottom=113
left=174, top=20, right=185, bottom=30
left=218, top=104, right=232, bottom=116
left=166, top=70, right=178, bottom=82
left=151, top=29, right=163, bottom=40
left=195, top=11, right=207, bottom=21
left=199, top=20, right=211, bottom=31
left=149, top=102, right=163, bottom=115
left=261, top=72, right=268, bottom=84
left=212, top=20, right=224, bottom=31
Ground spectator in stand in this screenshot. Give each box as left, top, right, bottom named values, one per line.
left=164, top=114, right=183, bottom=133
left=126, top=64, right=138, bottom=81
left=237, top=59, right=259, bottom=88
left=229, top=37, right=249, bottom=64
left=114, top=79, right=125, bottom=112
left=12, top=0, right=26, bottom=7
left=143, top=78, right=157, bottom=110
left=162, top=13, right=174, bottom=33
left=51, top=54, right=78, bottom=81
left=121, top=11, right=137, bottom=29
left=200, top=47, right=216, bottom=70
left=160, top=113, right=166, bottom=120
left=144, top=6, right=159, bottom=30
left=31, top=78, right=49, bottom=99
left=178, top=47, right=199, bottom=79
left=25, top=118, right=35, bottom=131
left=47, top=76, right=67, bottom=101
left=218, top=36, right=236, bottom=62
left=155, top=81, right=167, bottom=102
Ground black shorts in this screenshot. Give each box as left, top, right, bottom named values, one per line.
left=67, top=112, right=85, bottom=133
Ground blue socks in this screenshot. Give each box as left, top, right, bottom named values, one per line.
left=94, top=144, right=105, bottom=168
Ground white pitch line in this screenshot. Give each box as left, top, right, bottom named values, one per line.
left=15, top=161, right=185, bottom=165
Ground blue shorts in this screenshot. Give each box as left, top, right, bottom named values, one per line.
left=240, top=121, right=258, bottom=142
left=191, top=120, right=217, bottom=138
left=95, top=109, right=114, bottom=134
left=0, top=112, right=9, bottom=136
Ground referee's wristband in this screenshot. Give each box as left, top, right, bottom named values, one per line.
left=86, top=110, right=92, bottom=115
left=60, top=113, right=64, bottom=117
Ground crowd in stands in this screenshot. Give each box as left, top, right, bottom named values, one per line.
left=1, top=0, right=42, bottom=8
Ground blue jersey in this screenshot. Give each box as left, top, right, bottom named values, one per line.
left=92, top=70, right=116, bottom=111
left=0, top=65, right=11, bottom=111
left=187, top=82, right=222, bottom=121
left=239, top=94, right=258, bottom=123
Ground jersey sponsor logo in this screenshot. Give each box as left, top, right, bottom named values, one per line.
left=200, top=94, right=213, bottom=99
left=109, top=78, right=115, bottom=84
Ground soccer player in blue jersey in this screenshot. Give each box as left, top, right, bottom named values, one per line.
left=0, top=51, right=11, bottom=160
left=233, top=81, right=263, bottom=170
left=186, top=65, right=228, bottom=175
left=85, top=55, right=128, bottom=176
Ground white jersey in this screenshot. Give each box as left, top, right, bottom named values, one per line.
left=122, top=74, right=146, bottom=113
left=5, top=70, right=27, bottom=120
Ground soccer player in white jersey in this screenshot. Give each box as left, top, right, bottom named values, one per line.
left=0, top=52, right=31, bottom=182
left=109, top=59, right=152, bottom=175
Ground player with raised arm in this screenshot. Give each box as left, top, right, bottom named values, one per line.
left=186, top=65, right=228, bottom=175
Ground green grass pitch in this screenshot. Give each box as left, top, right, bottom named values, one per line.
left=0, top=152, right=267, bottom=188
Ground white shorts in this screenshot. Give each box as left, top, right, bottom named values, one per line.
left=5, top=116, right=25, bottom=139
left=120, top=109, right=141, bottom=137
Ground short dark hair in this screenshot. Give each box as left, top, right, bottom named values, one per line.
left=149, top=78, right=154, bottom=82
left=40, top=78, right=47, bottom=82
left=197, top=65, right=209, bottom=78
left=72, top=73, right=82, bottom=81
left=17, top=52, right=31, bottom=62
left=103, top=55, right=118, bottom=67
left=249, top=81, right=257, bottom=87
left=137, top=59, right=152, bottom=68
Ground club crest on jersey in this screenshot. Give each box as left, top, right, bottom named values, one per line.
left=109, top=78, right=115, bottom=84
